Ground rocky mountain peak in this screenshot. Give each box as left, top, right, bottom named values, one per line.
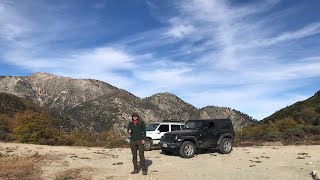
left=0, top=73, right=254, bottom=133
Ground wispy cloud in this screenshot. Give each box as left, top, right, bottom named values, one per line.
left=1, top=0, right=320, bottom=120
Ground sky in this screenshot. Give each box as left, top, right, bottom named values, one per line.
left=0, top=0, right=320, bottom=120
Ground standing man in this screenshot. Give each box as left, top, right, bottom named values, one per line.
left=128, top=112, right=147, bottom=175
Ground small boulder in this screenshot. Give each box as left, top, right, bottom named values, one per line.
left=310, top=170, right=320, bottom=180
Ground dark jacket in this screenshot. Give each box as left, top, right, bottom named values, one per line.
left=128, top=113, right=146, bottom=141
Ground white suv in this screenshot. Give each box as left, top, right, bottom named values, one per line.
left=144, top=121, right=185, bottom=151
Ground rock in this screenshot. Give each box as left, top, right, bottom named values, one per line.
left=310, top=170, right=320, bottom=180
left=307, top=162, right=313, bottom=165
left=33, top=152, right=40, bottom=157
left=297, top=157, right=305, bottom=159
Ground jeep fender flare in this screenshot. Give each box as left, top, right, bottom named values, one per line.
left=181, top=136, right=199, bottom=147
left=217, top=133, right=233, bottom=145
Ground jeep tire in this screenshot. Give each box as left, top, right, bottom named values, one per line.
left=179, top=141, right=195, bottom=158
left=219, top=138, right=233, bottom=154
left=144, top=139, right=152, bottom=151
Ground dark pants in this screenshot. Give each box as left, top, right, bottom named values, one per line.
left=130, top=140, right=146, bottom=171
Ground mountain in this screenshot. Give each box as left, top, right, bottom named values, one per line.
left=0, top=91, right=70, bottom=126
left=0, top=92, right=41, bottom=117
left=199, top=106, right=254, bottom=130
left=0, top=72, right=254, bottom=134
left=263, top=90, right=320, bottom=125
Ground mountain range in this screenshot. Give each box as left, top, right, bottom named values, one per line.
left=0, top=72, right=255, bottom=134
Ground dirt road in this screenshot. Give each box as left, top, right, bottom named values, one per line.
left=0, top=142, right=319, bottom=180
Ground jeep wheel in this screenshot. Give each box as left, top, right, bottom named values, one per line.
left=144, top=139, right=152, bottom=151
left=161, top=148, right=174, bottom=155
left=179, top=141, right=195, bottom=158
left=219, top=138, right=233, bottom=154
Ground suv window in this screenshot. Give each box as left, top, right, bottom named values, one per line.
left=146, top=123, right=159, bottom=131
left=171, top=125, right=181, bottom=131
left=158, top=125, right=169, bottom=132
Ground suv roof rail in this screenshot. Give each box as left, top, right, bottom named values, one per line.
left=162, top=120, right=184, bottom=123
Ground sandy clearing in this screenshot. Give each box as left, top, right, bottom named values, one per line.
left=0, top=142, right=319, bottom=180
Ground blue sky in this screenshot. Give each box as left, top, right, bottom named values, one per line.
left=1, top=0, right=320, bottom=120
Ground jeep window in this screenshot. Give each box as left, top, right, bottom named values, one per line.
left=171, top=125, right=181, bottom=131
left=219, top=122, right=232, bottom=129
left=158, top=125, right=169, bottom=132
left=146, top=123, right=159, bottom=131
left=208, top=122, right=214, bottom=129
left=185, top=121, right=203, bottom=129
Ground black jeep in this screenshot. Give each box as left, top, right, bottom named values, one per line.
left=159, top=119, right=235, bottom=158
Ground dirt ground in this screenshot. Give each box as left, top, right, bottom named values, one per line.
left=0, top=142, right=319, bottom=180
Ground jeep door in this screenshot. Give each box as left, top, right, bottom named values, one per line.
left=202, top=121, right=218, bottom=148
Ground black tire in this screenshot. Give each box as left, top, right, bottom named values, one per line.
left=144, top=139, right=152, bottom=151
left=179, top=141, right=195, bottom=158
left=161, top=148, right=174, bottom=155
left=219, top=138, right=233, bottom=154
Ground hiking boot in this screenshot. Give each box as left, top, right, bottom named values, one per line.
left=142, top=170, right=147, bottom=175
left=131, top=170, right=139, bottom=174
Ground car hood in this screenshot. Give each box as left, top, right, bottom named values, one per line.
left=165, top=129, right=198, bottom=136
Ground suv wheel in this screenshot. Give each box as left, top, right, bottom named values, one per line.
left=144, top=139, right=152, bottom=151
left=179, top=141, right=195, bottom=158
left=219, top=138, right=233, bottom=154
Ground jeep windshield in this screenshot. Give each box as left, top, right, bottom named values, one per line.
left=146, top=123, right=159, bottom=131
left=184, top=121, right=203, bottom=130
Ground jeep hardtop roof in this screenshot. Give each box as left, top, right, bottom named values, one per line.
left=186, top=118, right=232, bottom=122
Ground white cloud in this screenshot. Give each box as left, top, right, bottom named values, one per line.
left=4, top=47, right=135, bottom=70
left=166, top=18, right=196, bottom=38
left=0, top=1, right=31, bottom=41
left=1, top=0, right=320, bottom=120
left=242, top=23, right=320, bottom=48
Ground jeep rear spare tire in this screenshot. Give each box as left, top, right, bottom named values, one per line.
left=219, top=138, right=233, bottom=154
left=179, top=141, right=195, bottom=158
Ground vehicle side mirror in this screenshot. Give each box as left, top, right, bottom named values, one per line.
left=156, top=130, right=160, bottom=134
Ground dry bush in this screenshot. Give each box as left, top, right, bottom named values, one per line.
left=54, top=168, right=93, bottom=180
left=0, top=155, right=44, bottom=180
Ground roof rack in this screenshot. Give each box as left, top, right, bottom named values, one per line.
left=162, top=120, right=185, bottom=122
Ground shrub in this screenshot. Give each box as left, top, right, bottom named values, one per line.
left=13, top=111, right=57, bottom=144
left=302, top=125, right=320, bottom=135
left=0, top=114, right=13, bottom=141
left=262, top=131, right=281, bottom=142
left=282, top=126, right=305, bottom=141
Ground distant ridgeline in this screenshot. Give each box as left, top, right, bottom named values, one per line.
left=0, top=72, right=253, bottom=136
left=239, top=90, right=320, bottom=145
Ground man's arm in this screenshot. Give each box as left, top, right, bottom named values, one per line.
left=127, top=122, right=131, bottom=134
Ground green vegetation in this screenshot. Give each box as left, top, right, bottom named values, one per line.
left=0, top=93, right=128, bottom=148
left=237, top=90, right=320, bottom=145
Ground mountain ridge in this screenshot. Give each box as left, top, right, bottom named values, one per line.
left=0, top=72, right=255, bottom=133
